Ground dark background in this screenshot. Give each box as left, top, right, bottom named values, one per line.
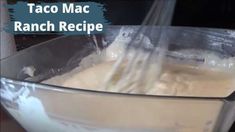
left=2, top=0, right=235, bottom=132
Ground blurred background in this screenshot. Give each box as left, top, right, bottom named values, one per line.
left=1, top=0, right=235, bottom=131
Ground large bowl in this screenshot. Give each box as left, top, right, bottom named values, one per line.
left=1, top=26, right=235, bottom=132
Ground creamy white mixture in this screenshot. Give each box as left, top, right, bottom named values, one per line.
left=39, top=28, right=235, bottom=132
left=43, top=28, right=235, bottom=97
left=2, top=28, right=235, bottom=132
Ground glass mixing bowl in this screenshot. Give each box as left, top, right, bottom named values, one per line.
left=1, top=26, right=235, bottom=132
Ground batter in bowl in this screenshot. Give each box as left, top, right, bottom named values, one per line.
left=39, top=29, right=235, bottom=132
left=42, top=58, right=235, bottom=97
left=42, top=30, right=235, bottom=97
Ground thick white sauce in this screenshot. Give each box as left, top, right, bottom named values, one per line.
left=2, top=28, right=235, bottom=132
